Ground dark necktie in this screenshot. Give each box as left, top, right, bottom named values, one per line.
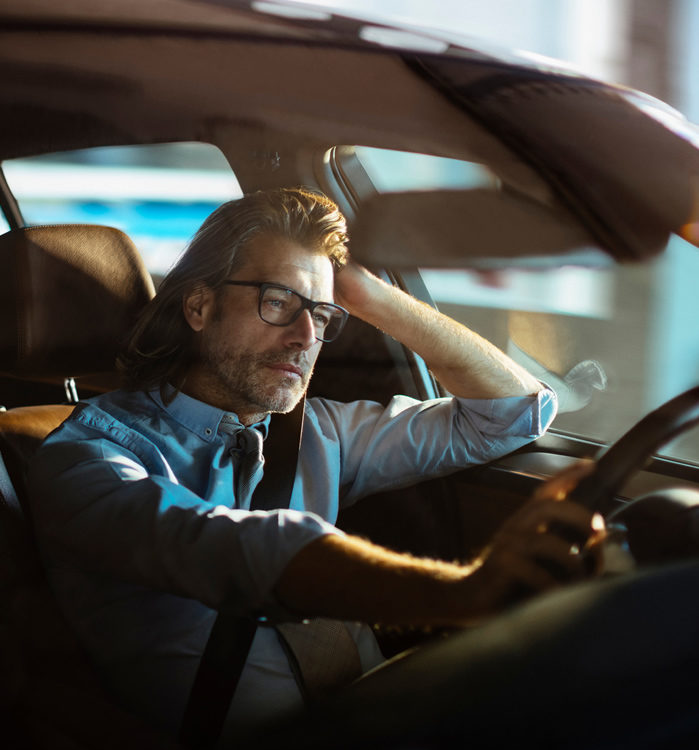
left=218, top=417, right=265, bottom=508
left=234, top=426, right=265, bottom=507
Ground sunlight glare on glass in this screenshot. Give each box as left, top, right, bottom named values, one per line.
left=358, top=25, right=447, bottom=53
left=251, top=1, right=332, bottom=21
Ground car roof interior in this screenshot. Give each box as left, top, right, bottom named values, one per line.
left=2, top=1, right=698, bottom=269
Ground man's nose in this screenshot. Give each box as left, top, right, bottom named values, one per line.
left=284, top=309, right=317, bottom=350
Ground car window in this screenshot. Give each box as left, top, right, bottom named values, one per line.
left=354, top=146, right=494, bottom=192
left=2, top=142, right=242, bottom=279
left=353, top=146, right=699, bottom=465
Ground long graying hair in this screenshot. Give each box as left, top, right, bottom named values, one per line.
left=118, top=187, right=349, bottom=395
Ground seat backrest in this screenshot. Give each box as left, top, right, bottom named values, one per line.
left=0, top=223, right=155, bottom=388
left=0, top=225, right=179, bottom=748
left=0, top=223, right=154, bottom=484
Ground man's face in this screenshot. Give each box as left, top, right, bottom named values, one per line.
left=183, top=233, right=335, bottom=423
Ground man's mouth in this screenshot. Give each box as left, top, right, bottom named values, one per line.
left=266, top=362, right=304, bottom=379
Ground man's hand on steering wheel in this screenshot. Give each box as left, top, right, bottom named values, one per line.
left=461, top=463, right=606, bottom=618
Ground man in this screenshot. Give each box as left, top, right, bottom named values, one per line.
left=28, top=188, right=601, bottom=738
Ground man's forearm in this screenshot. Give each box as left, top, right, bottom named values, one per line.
left=334, top=265, right=543, bottom=399
left=275, top=492, right=604, bottom=627
left=274, top=534, right=480, bottom=627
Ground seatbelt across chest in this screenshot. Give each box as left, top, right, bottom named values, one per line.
left=179, top=398, right=305, bottom=749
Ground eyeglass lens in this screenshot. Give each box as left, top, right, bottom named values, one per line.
left=260, top=286, right=345, bottom=341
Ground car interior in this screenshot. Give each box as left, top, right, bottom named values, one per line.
left=1, top=1, right=698, bottom=747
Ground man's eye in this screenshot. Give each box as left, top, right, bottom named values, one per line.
left=264, top=294, right=290, bottom=311
left=312, top=311, right=330, bottom=327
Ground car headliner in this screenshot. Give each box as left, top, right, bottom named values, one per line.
left=1, top=0, right=698, bottom=266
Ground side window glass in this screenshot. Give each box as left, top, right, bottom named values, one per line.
left=355, top=146, right=493, bottom=192
left=352, top=146, right=699, bottom=465
left=2, top=142, right=242, bottom=280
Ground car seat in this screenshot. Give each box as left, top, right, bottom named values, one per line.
left=0, top=224, right=181, bottom=748
left=0, top=224, right=155, bottom=495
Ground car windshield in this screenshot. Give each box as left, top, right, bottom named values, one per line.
left=353, top=146, right=699, bottom=465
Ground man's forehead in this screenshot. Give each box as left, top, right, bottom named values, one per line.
left=240, top=232, right=325, bottom=261
left=235, top=234, right=334, bottom=291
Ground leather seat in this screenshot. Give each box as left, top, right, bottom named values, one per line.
left=0, top=223, right=154, bottom=498
left=0, top=223, right=154, bottom=381
left=0, top=224, right=175, bottom=748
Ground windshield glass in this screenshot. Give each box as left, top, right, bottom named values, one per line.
left=354, top=146, right=699, bottom=465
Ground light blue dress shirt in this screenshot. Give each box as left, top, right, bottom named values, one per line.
left=28, top=387, right=556, bottom=732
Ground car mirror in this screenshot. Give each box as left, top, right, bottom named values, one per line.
left=350, top=58, right=699, bottom=268
left=349, top=188, right=611, bottom=269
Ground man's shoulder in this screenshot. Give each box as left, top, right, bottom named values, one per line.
left=305, top=395, right=379, bottom=419
left=46, top=389, right=160, bottom=445
left=305, top=394, right=424, bottom=432
left=80, top=388, right=157, bottom=424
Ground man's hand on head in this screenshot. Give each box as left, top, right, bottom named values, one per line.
left=333, top=261, right=379, bottom=314
left=333, top=260, right=544, bottom=399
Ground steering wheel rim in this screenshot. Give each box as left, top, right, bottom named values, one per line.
left=567, top=385, right=699, bottom=516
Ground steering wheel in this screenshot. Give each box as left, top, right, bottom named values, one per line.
left=563, top=386, right=699, bottom=567
left=566, top=385, right=699, bottom=517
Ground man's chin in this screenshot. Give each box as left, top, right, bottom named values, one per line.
left=258, top=384, right=306, bottom=414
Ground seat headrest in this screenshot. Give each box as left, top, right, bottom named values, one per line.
left=0, top=225, right=155, bottom=385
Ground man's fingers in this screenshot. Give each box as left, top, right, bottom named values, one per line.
left=478, top=495, right=606, bottom=608
left=532, top=460, right=595, bottom=502
left=525, top=533, right=591, bottom=578
left=469, top=484, right=607, bottom=615
left=488, top=531, right=590, bottom=586
left=498, top=498, right=602, bottom=547
left=488, top=551, right=561, bottom=594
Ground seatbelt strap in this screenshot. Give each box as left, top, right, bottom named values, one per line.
left=0, top=450, right=21, bottom=519
left=179, top=398, right=305, bottom=749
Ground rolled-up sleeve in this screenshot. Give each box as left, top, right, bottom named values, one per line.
left=311, top=386, right=557, bottom=505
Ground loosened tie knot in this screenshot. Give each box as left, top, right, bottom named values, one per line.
left=218, top=417, right=265, bottom=508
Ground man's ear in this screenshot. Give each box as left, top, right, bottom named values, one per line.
left=183, top=284, right=216, bottom=332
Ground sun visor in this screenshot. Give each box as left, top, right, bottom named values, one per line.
left=349, top=188, right=611, bottom=269
left=404, top=56, right=699, bottom=262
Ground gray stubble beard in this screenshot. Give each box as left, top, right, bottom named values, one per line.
left=205, top=346, right=313, bottom=415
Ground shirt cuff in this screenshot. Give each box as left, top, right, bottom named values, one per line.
left=218, top=507, right=345, bottom=620
left=455, top=385, right=557, bottom=439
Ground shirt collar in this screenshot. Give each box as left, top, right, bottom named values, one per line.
left=148, top=385, right=270, bottom=442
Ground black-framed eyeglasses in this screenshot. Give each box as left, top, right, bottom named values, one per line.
left=223, top=280, right=348, bottom=342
